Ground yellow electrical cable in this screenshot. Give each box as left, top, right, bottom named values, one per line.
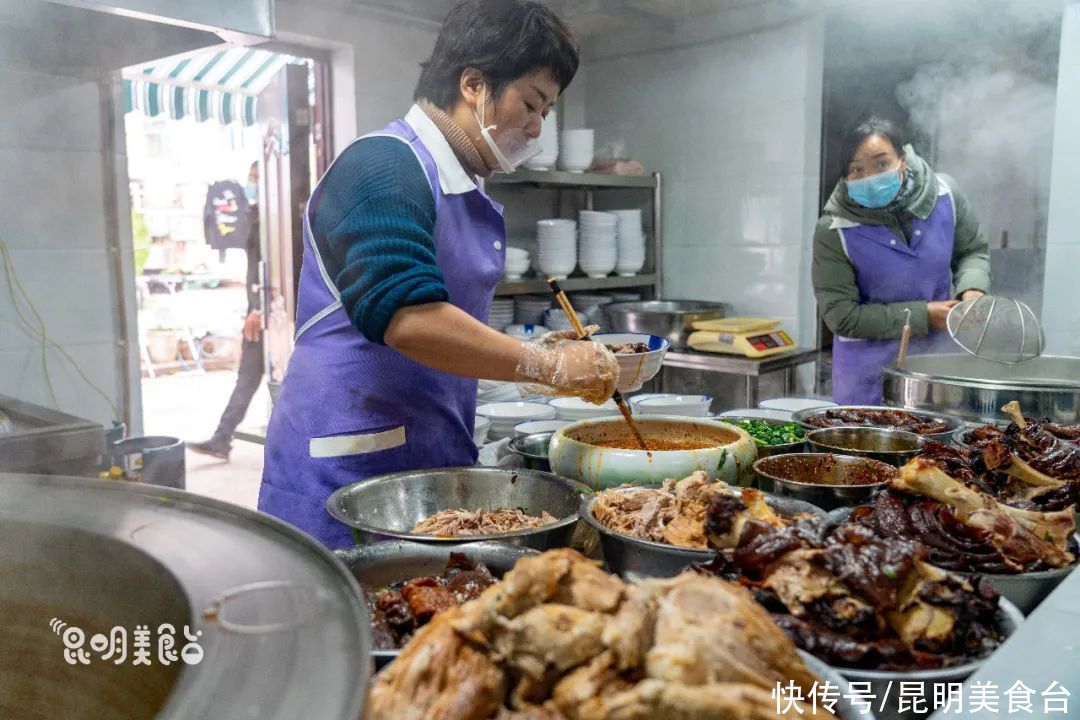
left=0, top=239, right=121, bottom=420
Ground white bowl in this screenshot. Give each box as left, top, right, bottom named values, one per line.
left=758, top=397, right=838, bottom=412
left=514, top=419, right=573, bottom=438
left=591, top=333, right=669, bottom=393
left=476, top=401, right=557, bottom=440
left=504, top=324, right=548, bottom=340
left=548, top=397, right=620, bottom=421
left=635, top=394, right=712, bottom=417
left=473, top=416, right=492, bottom=446
left=718, top=408, right=794, bottom=421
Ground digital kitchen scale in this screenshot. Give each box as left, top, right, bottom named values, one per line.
left=687, top=317, right=796, bottom=358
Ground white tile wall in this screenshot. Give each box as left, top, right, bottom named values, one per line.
left=586, top=15, right=825, bottom=347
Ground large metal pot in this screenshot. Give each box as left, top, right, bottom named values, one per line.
left=883, top=353, right=1080, bottom=424
left=0, top=472, right=371, bottom=720
left=601, top=300, right=730, bottom=349
left=548, top=416, right=758, bottom=489
left=326, top=467, right=585, bottom=549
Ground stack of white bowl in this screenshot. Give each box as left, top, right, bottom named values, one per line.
left=503, top=246, right=531, bottom=281
left=631, top=394, right=713, bottom=417
left=536, top=219, right=577, bottom=279
left=559, top=129, right=594, bottom=173
left=514, top=295, right=553, bottom=325
left=549, top=397, right=620, bottom=421
left=486, top=298, right=515, bottom=331
left=476, top=401, right=557, bottom=441
left=477, top=379, right=521, bottom=404
left=571, top=293, right=614, bottom=328
left=543, top=307, right=590, bottom=332
left=524, top=110, right=558, bottom=171
left=578, top=211, right=618, bottom=278
left=611, top=209, right=647, bottom=276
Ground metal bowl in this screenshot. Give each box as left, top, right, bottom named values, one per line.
left=335, top=540, right=538, bottom=669
left=721, top=416, right=807, bottom=458
left=883, top=353, right=1080, bottom=424
left=601, top=300, right=731, bottom=349
left=977, top=563, right=1077, bottom=616
left=579, top=488, right=823, bottom=581
left=950, top=421, right=1008, bottom=450
left=507, top=432, right=553, bottom=471
left=835, top=598, right=1024, bottom=720
left=792, top=404, right=963, bottom=443
left=326, top=467, right=586, bottom=549
left=806, top=427, right=925, bottom=467
left=754, top=453, right=898, bottom=511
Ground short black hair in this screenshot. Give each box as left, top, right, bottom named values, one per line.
left=840, top=117, right=909, bottom=172
left=415, top=0, right=579, bottom=109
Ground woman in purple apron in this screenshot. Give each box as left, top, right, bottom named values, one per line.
left=812, top=117, right=992, bottom=405
left=260, top=1, right=618, bottom=547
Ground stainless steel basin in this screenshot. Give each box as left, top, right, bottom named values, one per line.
left=601, top=300, right=730, bottom=349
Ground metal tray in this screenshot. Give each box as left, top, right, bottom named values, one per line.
left=792, top=404, right=963, bottom=443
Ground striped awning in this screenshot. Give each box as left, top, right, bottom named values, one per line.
left=123, top=47, right=296, bottom=127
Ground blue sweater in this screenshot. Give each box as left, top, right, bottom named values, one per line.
left=311, top=136, right=449, bottom=344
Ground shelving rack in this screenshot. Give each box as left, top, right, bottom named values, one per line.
left=483, top=169, right=663, bottom=298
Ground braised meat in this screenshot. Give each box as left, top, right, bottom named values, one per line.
left=591, top=472, right=788, bottom=550
left=364, top=553, right=498, bottom=650
left=411, top=508, right=558, bottom=537
left=606, top=342, right=650, bottom=354
left=369, top=549, right=836, bottom=720
left=805, top=407, right=951, bottom=435
left=697, top=511, right=1004, bottom=671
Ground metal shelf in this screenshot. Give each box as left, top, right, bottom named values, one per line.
left=495, top=274, right=657, bottom=296
left=485, top=169, right=658, bottom=189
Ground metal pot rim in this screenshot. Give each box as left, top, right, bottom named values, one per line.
left=325, top=466, right=586, bottom=543
left=508, top=432, right=554, bottom=460
left=753, top=452, right=897, bottom=488
left=792, top=405, right=964, bottom=440
left=883, top=355, right=1080, bottom=391
left=805, top=427, right=925, bottom=455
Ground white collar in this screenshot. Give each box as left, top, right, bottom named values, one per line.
left=829, top=216, right=862, bottom=230
left=404, top=104, right=477, bottom=196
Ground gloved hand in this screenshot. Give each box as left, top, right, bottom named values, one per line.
left=515, top=326, right=619, bottom=405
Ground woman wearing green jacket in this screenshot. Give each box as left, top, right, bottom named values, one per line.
left=812, top=118, right=991, bottom=404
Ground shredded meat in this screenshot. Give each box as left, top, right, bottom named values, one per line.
left=606, top=342, right=650, bottom=354
left=412, top=508, right=558, bottom=537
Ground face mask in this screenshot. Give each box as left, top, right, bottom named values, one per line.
left=846, top=164, right=902, bottom=209
left=472, top=86, right=540, bottom=174
left=244, top=182, right=258, bottom=203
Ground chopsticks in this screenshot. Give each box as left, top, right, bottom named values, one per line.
left=547, top=277, right=649, bottom=451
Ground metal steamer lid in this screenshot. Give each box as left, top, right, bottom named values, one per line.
left=0, top=473, right=370, bottom=720
left=947, top=295, right=1044, bottom=365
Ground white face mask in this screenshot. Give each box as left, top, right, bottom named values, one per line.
left=472, top=85, right=540, bottom=174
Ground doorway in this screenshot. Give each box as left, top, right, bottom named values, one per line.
left=122, top=44, right=328, bottom=506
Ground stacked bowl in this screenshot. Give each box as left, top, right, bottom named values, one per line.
left=559, top=129, right=594, bottom=172
left=543, top=307, right=590, bottom=332
left=503, top=246, right=531, bottom=281
left=514, top=295, right=553, bottom=325
left=571, top=292, right=614, bottom=326
left=549, top=397, right=620, bottom=421
left=486, top=298, right=515, bottom=331
left=524, top=109, right=558, bottom=171
left=503, top=324, right=548, bottom=341
left=632, top=394, right=713, bottom=417
left=475, top=401, right=557, bottom=441
left=611, top=209, right=646, bottom=276
left=578, top=211, right=618, bottom=278
left=536, top=219, right=577, bottom=279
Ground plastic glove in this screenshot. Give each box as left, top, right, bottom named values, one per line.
left=515, top=334, right=619, bottom=405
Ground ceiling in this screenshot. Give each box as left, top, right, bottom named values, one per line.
left=345, top=0, right=767, bottom=36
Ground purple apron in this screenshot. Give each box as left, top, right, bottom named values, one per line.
left=831, top=179, right=956, bottom=405
left=259, top=117, right=505, bottom=547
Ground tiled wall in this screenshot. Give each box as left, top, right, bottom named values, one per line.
left=1043, top=2, right=1080, bottom=355
left=0, top=67, right=131, bottom=426
left=583, top=16, right=826, bottom=350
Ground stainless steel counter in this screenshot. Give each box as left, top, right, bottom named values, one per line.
left=0, top=394, right=105, bottom=475
left=935, top=568, right=1080, bottom=719
left=662, top=348, right=819, bottom=406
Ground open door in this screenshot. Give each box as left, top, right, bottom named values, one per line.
left=258, top=63, right=317, bottom=384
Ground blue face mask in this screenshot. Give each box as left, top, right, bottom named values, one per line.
left=244, top=182, right=258, bottom=203
left=846, top=165, right=902, bottom=209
